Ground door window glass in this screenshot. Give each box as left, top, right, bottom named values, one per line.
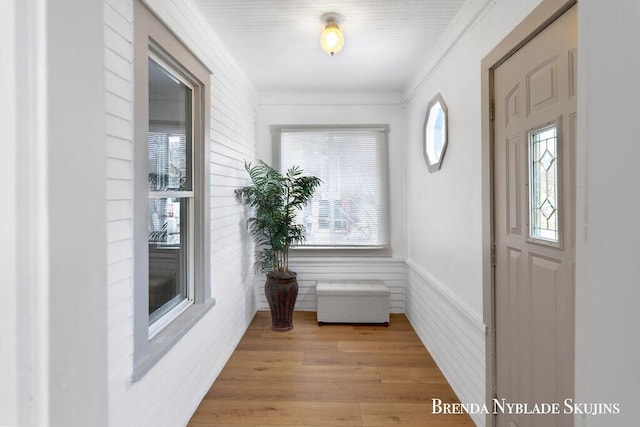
left=528, top=124, right=559, bottom=243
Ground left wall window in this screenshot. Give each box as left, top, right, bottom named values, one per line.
left=147, top=53, right=195, bottom=336
left=133, top=0, right=212, bottom=379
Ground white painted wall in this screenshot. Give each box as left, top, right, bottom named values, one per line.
left=0, top=0, right=18, bottom=424
left=48, top=0, right=109, bottom=424
left=404, top=0, right=542, bottom=317
left=575, top=1, right=640, bottom=425
left=256, top=91, right=407, bottom=312
left=402, top=0, right=543, bottom=423
left=2, top=0, right=113, bottom=425
left=103, top=0, right=257, bottom=426
left=1, top=1, right=51, bottom=424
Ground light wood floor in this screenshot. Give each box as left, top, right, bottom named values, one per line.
left=189, top=311, right=474, bottom=426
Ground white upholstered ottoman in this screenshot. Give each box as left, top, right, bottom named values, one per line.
left=316, top=281, right=390, bottom=326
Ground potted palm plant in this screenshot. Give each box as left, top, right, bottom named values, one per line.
left=235, top=160, right=321, bottom=331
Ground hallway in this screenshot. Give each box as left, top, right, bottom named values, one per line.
left=189, top=312, right=473, bottom=426
left=4, top=0, right=640, bottom=425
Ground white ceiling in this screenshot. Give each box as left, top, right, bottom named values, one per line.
left=192, top=0, right=468, bottom=93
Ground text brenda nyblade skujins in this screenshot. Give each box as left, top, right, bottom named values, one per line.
left=432, top=398, right=621, bottom=416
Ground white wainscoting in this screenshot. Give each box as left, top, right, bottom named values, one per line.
left=255, top=257, right=406, bottom=314
left=405, top=261, right=486, bottom=427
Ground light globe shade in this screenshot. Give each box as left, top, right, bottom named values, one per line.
left=320, top=23, right=344, bottom=56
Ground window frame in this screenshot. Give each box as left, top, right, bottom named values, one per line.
left=132, top=0, right=213, bottom=380
left=146, top=51, right=196, bottom=339
left=272, top=124, right=391, bottom=257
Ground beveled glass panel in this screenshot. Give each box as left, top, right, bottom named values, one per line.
left=529, top=125, right=559, bottom=242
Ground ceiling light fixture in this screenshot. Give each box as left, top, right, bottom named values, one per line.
left=320, top=13, right=344, bottom=56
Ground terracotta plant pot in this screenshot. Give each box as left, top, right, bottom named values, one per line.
left=264, top=273, right=298, bottom=332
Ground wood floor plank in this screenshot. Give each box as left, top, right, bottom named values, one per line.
left=253, top=329, right=422, bottom=343
left=359, top=403, right=473, bottom=426
left=189, top=312, right=474, bottom=426
left=205, top=379, right=461, bottom=403
left=190, top=424, right=304, bottom=427
left=337, top=340, right=433, bottom=354
left=224, top=350, right=305, bottom=367
left=377, top=367, right=452, bottom=384
left=191, top=400, right=362, bottom=426
left=304, top=349, right=437, bottom=368
left=190, top=424, right=299, bottom=427
left=215, top=365, right=381, bottom=384
left=234, top=337, right=338, bottom=352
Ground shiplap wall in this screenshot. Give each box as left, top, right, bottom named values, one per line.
left=255, top=258, right=406, bottom=313
left=405, top=262, right=485, bottom=426
left=104, top=0, right=257, bottom=425
left=104, top=4, right=135, bottom=424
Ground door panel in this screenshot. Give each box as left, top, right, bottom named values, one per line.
left=493, top=5, right=577, bottom=427
left=527, top=57, right=559, bottom=115
left=506, top=134, right=523, bottom=235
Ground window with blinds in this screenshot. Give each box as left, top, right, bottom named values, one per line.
left=278, top=127, right=389, bottom=248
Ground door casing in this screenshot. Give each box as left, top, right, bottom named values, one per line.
left=480, top=0, right=577, bottom=426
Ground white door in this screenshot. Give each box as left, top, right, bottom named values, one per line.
left=493, top=5, right=577, bottom=427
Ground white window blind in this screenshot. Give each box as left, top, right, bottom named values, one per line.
left=279, top=127, right=389, bottom=248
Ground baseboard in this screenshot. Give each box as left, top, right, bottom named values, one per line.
left=405, top=261, right=486, bottom=426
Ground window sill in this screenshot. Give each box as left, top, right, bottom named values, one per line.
left=290, top=246, right=392, bottom=258
left=131, top=298, right=216, bottom=382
